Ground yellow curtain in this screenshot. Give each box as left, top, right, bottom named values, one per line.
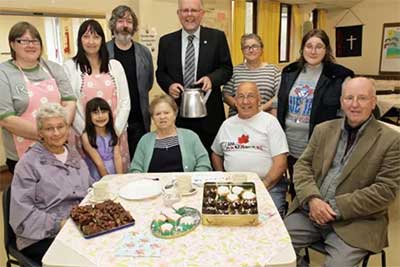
left=290, top=4, right=302, bottom=61
left=232, top=0, right=246, bottom=65
left=317, top=9, right=327, bottom=31
left=257, top=0, right=281, bottom=64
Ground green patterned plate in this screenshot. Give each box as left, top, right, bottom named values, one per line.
left=151, top=207, right=201, bottom=239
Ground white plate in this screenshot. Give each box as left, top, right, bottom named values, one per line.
left=119, top=179, right=162, bottom=200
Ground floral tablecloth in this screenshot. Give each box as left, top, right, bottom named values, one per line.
left=53, top=172, right=295, bottom=267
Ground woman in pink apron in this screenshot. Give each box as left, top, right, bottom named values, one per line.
left=64, top=19, right=131, bottom=174
left=0, top=21, right=76, bottom=173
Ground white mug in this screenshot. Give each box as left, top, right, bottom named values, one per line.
left=176, top=175, right=193, bottom=194
left=90, top=181, right=110, bottom=201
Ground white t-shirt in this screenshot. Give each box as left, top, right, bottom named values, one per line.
left=212, top=112, right=288, bottom=177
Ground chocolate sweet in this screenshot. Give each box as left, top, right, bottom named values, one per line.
left=70, top=200, right=134, bottom=236
left=202, top=183, right=258, bottom=215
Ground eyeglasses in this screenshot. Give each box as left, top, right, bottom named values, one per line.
left=178, top=8, right=202, bottom=15
left=42, top=124, right=67, bottom=133
left=242, top=44, right=262, bottom=52
left=15, top=39, right=40, bottom=46
left=342, top=95, right=372, bottom=104
left=304, top=44, right=325, bottom=52
left=236, top=94, right=258, bottom=101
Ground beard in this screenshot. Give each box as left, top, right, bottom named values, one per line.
left=115, top=33, right=132, bottom=45
left=114, top=27, right=133, bottom=44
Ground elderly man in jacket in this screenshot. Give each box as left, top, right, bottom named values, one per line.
left=284, top=77, right=400, bottom=266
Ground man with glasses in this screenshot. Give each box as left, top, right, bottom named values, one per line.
left=107, top=5, right=154, bottom=158
left=211, top=82, right=289, bottom=217
left=156, top=0, right=233, bottom=156
left=284, top=77, right=400, bottom=267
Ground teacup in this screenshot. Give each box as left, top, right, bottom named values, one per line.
left=176, top=175, right=193, bottom=194
left=89, top=181, right=110, bottom=202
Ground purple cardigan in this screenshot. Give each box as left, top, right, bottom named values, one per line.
left=10, top=142, right=93, bottom=250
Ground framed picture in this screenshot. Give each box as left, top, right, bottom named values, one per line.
left=379, top=22, right=400, bottom=75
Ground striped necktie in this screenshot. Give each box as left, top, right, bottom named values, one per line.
left=184, top=34, right=195, bottom=87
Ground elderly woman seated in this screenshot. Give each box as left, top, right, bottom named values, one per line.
left=9, top=103, right=93, bottom=265
left=130, top=95, right=211, bottom=172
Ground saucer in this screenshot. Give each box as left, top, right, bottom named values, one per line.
left=87, top=191, right=117, bottom=203
left=181, top=187, right=197, bottom=196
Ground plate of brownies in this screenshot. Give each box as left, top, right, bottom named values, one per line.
left=70, top=200, right=135, bottom=238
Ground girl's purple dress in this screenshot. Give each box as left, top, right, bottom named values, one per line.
left=85, top=133, right=116, bottom=181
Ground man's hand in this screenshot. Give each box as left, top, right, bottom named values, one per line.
left=195, top=76, right=212, bottom=92
left=308, top=198, right=337, bottom=225
left=168, top=83, right=184, bottom=99
left=262, top=176, right=278, bottom=190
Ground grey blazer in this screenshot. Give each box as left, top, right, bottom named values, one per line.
left=107, top=39, right=154, bottom=132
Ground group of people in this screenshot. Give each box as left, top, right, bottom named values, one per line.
left=0, top=0, right=398, bottom=266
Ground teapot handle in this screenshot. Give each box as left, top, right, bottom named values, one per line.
left=203, top=90, right=211, bottom=104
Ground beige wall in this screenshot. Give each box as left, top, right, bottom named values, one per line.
left=324, top=0, right=400, bottom=75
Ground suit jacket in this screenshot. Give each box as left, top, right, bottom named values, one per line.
left=288, top=118, right=400, bottom=253
left=156, top=26, right=233, bottom=135
left=107, top=39, right=154, bottom=132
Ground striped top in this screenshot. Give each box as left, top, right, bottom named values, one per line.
left=154, top=135, right=179, bottom=149
left=223, top=63, right=281, bottom=117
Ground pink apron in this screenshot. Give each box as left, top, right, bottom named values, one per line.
left=13, top=64, right=61, bottom=157
left=72, top=73, right=130, bottom=172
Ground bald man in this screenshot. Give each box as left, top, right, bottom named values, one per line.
left=284, top=77, right=400, bottom=267
left=211, top=82, right=289, bottom=216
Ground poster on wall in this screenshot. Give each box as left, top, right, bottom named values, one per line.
left=139, top=26, right=157, bottom=57
left=335, top=25, right=363, bottom=57
left=379, top=22, right=400, bottom=75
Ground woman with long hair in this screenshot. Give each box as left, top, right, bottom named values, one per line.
left=63, top=19, right=130, bottom=173
left=275, top=29, right=354, bottom=197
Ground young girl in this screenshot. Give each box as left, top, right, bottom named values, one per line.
left=82, top=97, right=123, bottom=181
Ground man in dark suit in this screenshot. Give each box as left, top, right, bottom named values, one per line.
left=156, top=0, right=233, bottom=155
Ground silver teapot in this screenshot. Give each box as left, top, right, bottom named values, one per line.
left=180, top=88, right=207, bottom=118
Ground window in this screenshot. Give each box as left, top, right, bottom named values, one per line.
left=279, top=4, right=291, bottom=62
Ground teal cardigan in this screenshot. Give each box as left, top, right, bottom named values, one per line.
left=129, top=128, right=211, bottom=172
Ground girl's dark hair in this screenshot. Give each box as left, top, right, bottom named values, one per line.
left=84, top=97, right=118, bottom=148
left=298, top=29, right=335, bottom=68
left=73, top=19, right=109, bottom=74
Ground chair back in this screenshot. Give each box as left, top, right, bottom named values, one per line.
left=2, top=185, right=15, bottom=257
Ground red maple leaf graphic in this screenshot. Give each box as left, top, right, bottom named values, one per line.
left=238, top=134, right=249, bottom=144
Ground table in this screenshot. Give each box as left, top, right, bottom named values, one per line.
left=377, top=94, right=400, bottom=117
left=42, top=172, right=296, bottom=267
left=379, top=121, right=400, bottom=133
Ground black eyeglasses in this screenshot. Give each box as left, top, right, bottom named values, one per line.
left=15, top=39, right=40, bottom=46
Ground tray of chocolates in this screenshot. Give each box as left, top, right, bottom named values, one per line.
left=202, top=182, right=259, bottom=226
left=151, top=203, right=201, bottom=239
left=70, top=200, right=135, bottom=239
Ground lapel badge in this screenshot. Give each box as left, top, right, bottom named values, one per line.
left=203, top=40, right=207, bottom=44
